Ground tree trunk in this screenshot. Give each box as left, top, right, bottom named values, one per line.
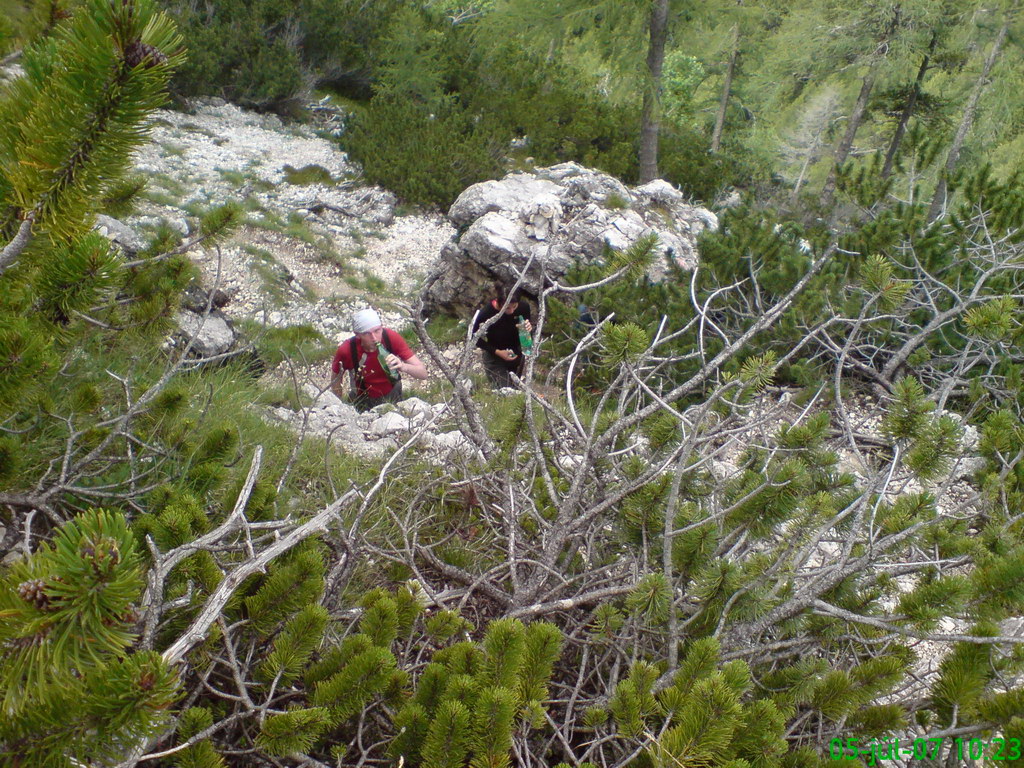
left=711, top=24, right=740, bottom=154
left=820, top=65, right=878, bottom=208
left=927, top=11, right=1012, bottom=222
left=881, top=32, right=935, bottom=180
left=638, top=0, right=670, bottom=183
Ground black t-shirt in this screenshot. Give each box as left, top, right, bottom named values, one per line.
left=473, top=301, right=532, bottom=361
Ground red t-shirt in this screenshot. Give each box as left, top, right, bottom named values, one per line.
left=332, top=328, right=414, bottom=398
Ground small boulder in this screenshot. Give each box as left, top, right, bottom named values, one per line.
left=174, top=310, right=236, bottom=357
left=94, top=214, right=146, bottom=255
left=369, top=411, right=412, bottom=437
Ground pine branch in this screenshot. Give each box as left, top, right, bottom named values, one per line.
left=139, top=446, right=265, bottom=649
left=0, top=213, right=35, bottom=276
left=162, top=487, right=359, bottom=665
left=506, top=584, right=636, bottom=619
left=132, top=712, right=247, bottom=763
left=811, top=601, right=1024, bottom=646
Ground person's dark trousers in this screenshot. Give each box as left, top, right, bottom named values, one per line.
left=482, top=351, right=523, bottom=389
left=351, top=380, right=403, bottom=412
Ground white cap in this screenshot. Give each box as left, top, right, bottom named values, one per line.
left=351, top=308, right=382, bottom=334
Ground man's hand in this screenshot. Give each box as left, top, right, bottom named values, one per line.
left=329, top=375, right=345, bottom=400
left=385, top=353, right=402, bottom=370
left=523, top=319, right=533, bottom=332
left=495, top=349, right=517, bottom=361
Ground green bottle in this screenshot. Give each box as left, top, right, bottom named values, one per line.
left=517, top=317, right=533, bottom=356
left=377, top=342, right=399, bottom=382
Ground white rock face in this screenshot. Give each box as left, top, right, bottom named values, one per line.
left=634, top=178, right=683, bottom=203
left=460, top=213, right=522, bottom=264
left=395, top=397, right=437, bottom=424
left=426, top=431, right=476, bottom=458
left=94, top=214, right=146, bottom=255
left=121, top=99, right=454, bottom=347
left=426, top=163, right=718, bottom=315
left=268, top=385, right=472, bottom=462
left=174, top=310, right=236, bottom=357
left=448, top=177, right=563, bottom=228
left=370, top=411, right=412, bottom=437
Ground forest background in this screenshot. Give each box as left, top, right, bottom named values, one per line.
left=2, top=0, right=1024, bottom=767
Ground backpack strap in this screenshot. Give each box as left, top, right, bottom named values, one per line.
left=349, top=332, right=399, bottom=392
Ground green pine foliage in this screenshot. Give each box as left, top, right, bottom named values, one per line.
left=243, top=543, right=325, bottom=636
left=0, top=0, right=183, bottom=239
left=255, top=707, right=331, bottom=756
left=346, top=92, right=505, bottom=208
left=361, top=594, right=400, bottom=648
left=0, top=510, right=178, bottom=767
left=517, top=621, right=563, bottom=706
left=422, top=700, right=473, bottom=768
left=470, top=686, right=517, bottom=768
left=312, top=644, right=399, bottom=719
left=6, top=0, right=1024, bottom=765
left=481, top=618, right=526, bottom=689
left=172, top=707, right=227, bottom=768
left=390, top=702, right=431, bottom=763
left=256, top=604, right=329, bottom=685
left=0, top=0, right=182, bottom=418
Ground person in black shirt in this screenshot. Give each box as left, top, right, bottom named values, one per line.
left=473, top=283, right=533, bottom=389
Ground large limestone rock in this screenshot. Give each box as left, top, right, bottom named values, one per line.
left=174, top=310, right=237, bottom=357
left=425, top=163, right=718, bottom=316
left=267, top=386, right=476, bottom=462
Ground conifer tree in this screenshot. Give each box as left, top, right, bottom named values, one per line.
left=0, top=510, right=179, bottom=766
left=0, top=0, right=183, bottom=416
left=927, top=0, right=1020, bottom=221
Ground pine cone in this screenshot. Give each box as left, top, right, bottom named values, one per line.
left=17, top=578, right=51, bottom=610
left=124, top=40, right=168, bottom=69
left=137, top=670, right=155, bottom=691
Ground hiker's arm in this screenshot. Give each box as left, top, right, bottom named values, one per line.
left=393, top=353, right=428, bottom=380
left=472, top=309, right=498, bottom=352
left=329, top=372, right=345, bottom=399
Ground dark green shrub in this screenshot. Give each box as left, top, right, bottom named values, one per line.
left=164, top=0, right=304, bottom=109
left=345, top=93, right=505, bottom=208
left=658, top=125, right=770, bottom=204
left=159, top=0, right=408, bottom=109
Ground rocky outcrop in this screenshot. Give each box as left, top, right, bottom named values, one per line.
left=172, top=286, right=240, bottom=358
left=173, top=310, right=237, bottom=358
left=266, top=387, right=480, bottom=461
left=425, top=163, right=719, bottom=316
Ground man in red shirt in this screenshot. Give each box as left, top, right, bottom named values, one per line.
left=330, top=308, right=428, bottom=412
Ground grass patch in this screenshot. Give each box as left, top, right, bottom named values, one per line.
left=182, top=122, right=218, bottom=138
left=393, top=201, right=425, bottom=218
left=148, top=172, right=188, bottom=197
left=424, top=314, right=468, bottom=347
left=283, top=214, right=322, bottom=245
left=218, top=168, right=248, bottom=186
left=245, top=246, right=296, bottom=307
left=604, top=192, right=631, bottom=210
left=140, top=190, right=182, bottom=207
left=241, top=196, right=267, bottom=213
left=219, top=167, right=276, bottom=192
left=240, top=321, right=334, bottom=369
left=159, top=142, right=188, bottom=158
left=254, top=383, right=308, bottom=411
left=343, top=267, right=386, bottom=294
left=283, top=164, right=337, bottom=186
left=247, top=208, right=286, bottom=230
